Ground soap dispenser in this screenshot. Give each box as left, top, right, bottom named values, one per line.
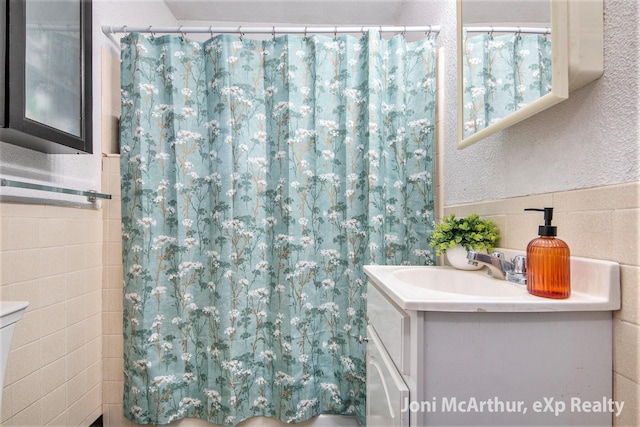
left=524, top=208, right=570, bottom=299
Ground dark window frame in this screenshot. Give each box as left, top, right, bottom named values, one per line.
left=0, top=0, right=6, bottom=128
left=1, top=0, right=92, bottom=154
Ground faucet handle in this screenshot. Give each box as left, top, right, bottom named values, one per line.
left=506, top=255, right=528, bottom=285
left=491, top=251, right=505, bottom=259
left=512, top=255, right=527, bottom=274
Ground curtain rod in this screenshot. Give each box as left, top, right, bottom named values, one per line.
left=101, top=25, right=440, bottom=47
left=101, top=25, right=440, bottom=50
left=464, top=26, right=550, bottom=35
left=102, top=25, right=440, bottom=36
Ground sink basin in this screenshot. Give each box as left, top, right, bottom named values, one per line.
left=363, top=248, right=621, bottom=312
left=392, top=267, right=523, bottom=297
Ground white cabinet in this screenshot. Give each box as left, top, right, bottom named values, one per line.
left=366, top=280, right=615, bottom=426
left=366, top=326, right=409, bottom=427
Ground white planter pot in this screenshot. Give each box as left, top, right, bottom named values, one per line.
left=445, top=245, right=483, bottom=270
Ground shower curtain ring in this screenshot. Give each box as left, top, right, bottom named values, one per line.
left=427, top=25, right=432, bottom=37
left=304, top=26, right=308, bottom=39
left=148, top=26, right=155, bottom=40
left=209, top=26, right=214, bottom=38
left=334, top=26, right=337, bottom=39
left=238, top=26, right=243, bottom=41
left=122, top=25, right=129, bottom=36
left=272, top=26, right=276, bottom=40
left=361, top=26, right=366, bottom=38
left=178, top=26, right=186, bottom=41
left=402, top=26, right=406, bottom=37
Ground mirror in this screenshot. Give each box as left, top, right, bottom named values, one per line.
left=457, top=0, right=603, bottom=149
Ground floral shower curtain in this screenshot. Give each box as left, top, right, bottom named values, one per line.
left=461, top=32, right=552, bottom=138
left=119, top=30, right=436, bottom=426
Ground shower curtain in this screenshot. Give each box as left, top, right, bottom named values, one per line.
left=119, top=30, right=436, bottom=426
left=462, top=32, right=552, bottom=138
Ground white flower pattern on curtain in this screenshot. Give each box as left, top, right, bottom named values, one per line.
left=462, top=32, right=552, bottom=138
left=119, top=30, right=436, bottom=426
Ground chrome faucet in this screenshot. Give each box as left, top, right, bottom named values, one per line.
left=467, top=251, right=527, bottom=284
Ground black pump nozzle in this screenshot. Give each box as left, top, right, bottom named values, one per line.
left=525, top=207, right=557, bottom=237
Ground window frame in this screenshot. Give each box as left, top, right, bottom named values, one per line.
left=1, top=0, right=92, bottom=154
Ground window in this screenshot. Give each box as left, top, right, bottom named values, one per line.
left=1, top=0, right=92, bottom=154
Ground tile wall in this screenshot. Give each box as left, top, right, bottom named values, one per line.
left=444, top=182, right=640, bottom=426
left=101, top=155, right=135, bottom=427
left=0, top=202, right=103, bottom=426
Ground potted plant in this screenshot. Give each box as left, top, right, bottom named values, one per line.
left=430, top=213, right=500, bottom=270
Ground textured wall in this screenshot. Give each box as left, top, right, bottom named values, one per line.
left=399, top=0, right=639, bottom=205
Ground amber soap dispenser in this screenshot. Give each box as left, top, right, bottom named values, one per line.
left=524, top=208, right=570, bottom=299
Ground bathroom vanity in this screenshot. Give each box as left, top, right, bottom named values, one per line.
left=364, top=250, right=621, bottom=426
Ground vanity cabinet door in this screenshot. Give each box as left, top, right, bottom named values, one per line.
left=366, top=326, right=409, bottom=427
left=367, top=283, right=410, bottom=374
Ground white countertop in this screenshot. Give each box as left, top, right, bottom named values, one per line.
left=363, top=249, right=620, bottom=312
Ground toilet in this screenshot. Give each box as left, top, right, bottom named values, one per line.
left=0, top=301, right=29, bottom=419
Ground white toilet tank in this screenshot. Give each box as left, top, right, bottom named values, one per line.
left=0, top=301, right=29, bottom=420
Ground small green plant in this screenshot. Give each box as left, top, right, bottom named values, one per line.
left=430, top=213, right=500, bottom=255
